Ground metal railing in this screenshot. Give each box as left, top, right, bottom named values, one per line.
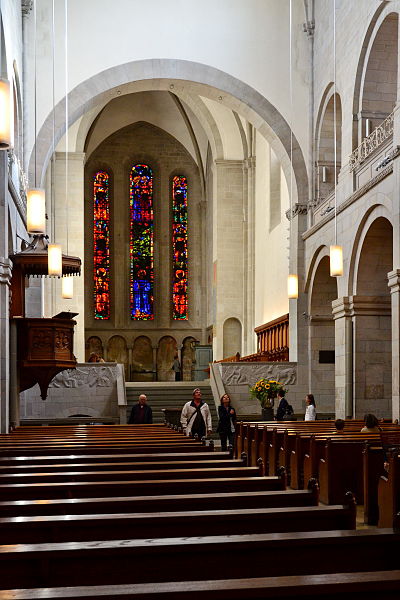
left=349, top=111, right=394, bottom=172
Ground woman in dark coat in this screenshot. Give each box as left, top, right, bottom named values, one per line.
left=217, top=393, right=237, bottom=451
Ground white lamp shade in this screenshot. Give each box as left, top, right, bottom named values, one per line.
left=0, top=79, right=11, bottom=149
left=48, top=244, right=62, bottom=277
left=27, top=188, right=46, bottom=234
left=287, top=274, right=298, bottom=299
left=330, top=245, right=343, bottom=277
left=61, top=276, right=73, bottom=299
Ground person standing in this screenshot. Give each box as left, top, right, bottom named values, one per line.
left=172, top=355, right=181, bottom=381
left=217, top=393, right=236, bottom=450
left=276, top=390, right=289, bottom=421
left=304, top=394, right=316, bottom=421
left=128, top=394, right=153, bottom=424
left=180, top=388, right=212, bottom=438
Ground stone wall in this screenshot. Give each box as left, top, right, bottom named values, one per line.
left=19, top=363, right=126, bottom=423
left=214, top=361, right=305, bottom=416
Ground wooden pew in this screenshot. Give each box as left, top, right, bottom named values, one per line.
left=0, top=473, right=286, bottom=501
left=3, top=570, right=400, bottom=600
left=0, top=501, right=356, bottom=544
left=363, top=443, right=385, bottom=525
left=0, top=529, right=398, bottom=589
left=0, top=486, right=319, bottom=518
left=378, top=452, right=400, bottom=528
left=0, top=451, right=228, bottom=467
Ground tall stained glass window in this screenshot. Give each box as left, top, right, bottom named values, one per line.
left=93, top=171, right=110, bottom=320
left=130, top=164, right=154, bottom=320
left=172, top=175, right=188, bottom=320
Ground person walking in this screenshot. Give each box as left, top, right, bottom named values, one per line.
left=128, top=394, right=153, bottom=424
left=180, top=388, right=212, bottom=438
left=216, top=393, right=236, bottom=450
left=276, top=389, right=290, bottom=421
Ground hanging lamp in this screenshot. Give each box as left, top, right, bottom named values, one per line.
left=0, top=78, right=11, bottom=149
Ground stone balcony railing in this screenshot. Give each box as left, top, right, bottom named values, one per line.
left=349, top=111, right=394, bottom=172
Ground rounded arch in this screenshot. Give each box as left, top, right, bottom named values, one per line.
left=31, top=59, right=308, bottom=204
left=85, top=335, right=104, bottom=361
left=356, top=216, right=393, bottom=297
left=348, top=202, right=393, bottom=296
left=131, top=335, right=153, bottom=382
left=106, top=335, right=128, bottom=376
left=223, top=317, right=242, bottom=358
left=315, top=87, right=342, bottom=201
left=352, top=7, right=399, bottom=148
left=304, top=244, right=330, bottom=296
left=181, top=336, right=197, bottom=381
left=157, top=335, right=177, bottom=381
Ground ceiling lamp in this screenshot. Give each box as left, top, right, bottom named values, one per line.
left=330, top=245, right=343, bottom=277
left=61, top=276, right=73, bottom=299
left=26, top=188, right=46, bottom=234
left=48, top=244, right=62, bottom=277
left=0, top=78, right=11, bottom=149
left=287, top=274, right=299, bottom=299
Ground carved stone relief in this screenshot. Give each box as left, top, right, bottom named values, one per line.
left=221, top=363, right=297, bottom=386
left=50, top=365, right=118, bottom=389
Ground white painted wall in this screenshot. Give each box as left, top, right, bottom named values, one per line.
left=254, top=131, right=289, bottom=327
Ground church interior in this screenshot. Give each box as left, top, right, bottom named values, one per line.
left=1, top=0, right=400, bottom=597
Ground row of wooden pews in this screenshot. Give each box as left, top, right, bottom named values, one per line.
left=237, top=419, right=400, bottom=526
left=0, top=423, right=399, bottom=598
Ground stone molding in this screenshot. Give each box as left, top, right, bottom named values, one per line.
left=0, top=258, right=12, bottom=286
left=214, top=159, right=245, bottom=168
left=285, top=203, right=308, bottom=221
left=332, top=295, right=391, bottom=320
left=303, top=162, right=394, bottom=240
left=388, top=269, right=400, bottom=294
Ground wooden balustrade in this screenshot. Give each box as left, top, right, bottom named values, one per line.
left=215, top=315, right=289, bottom=363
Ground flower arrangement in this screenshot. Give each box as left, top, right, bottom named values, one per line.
left=249, top=379, right=287, bottom=408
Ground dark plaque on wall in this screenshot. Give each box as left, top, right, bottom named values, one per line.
left=319, top=350, right=335, bottom=364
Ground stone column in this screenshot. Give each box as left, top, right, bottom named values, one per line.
left=243, top=156, right=256, bottom=355
left=0, top=153, right=10, bottom=432
left=213, top=160, right=245, bottom=360
left=152, top=345, right=158, bottom=381
left=47, top=152, right=86, bottom=361
left=332, top=297, right=352, bottom=419
left=388, top=270, right=400, bottom=421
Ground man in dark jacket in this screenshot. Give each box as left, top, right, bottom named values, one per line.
left=276, top=390, right=289, bottom=421
left=128, top=394, right=153, bottom=424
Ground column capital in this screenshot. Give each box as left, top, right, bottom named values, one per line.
left=332, top=296, right=352, bottom=320
left=0, top=257, right=12, bottom=285
left=285, top=203, right=308, bottom=221
left=388, top=269, right=400, bottom=293
left=332, top=295, right=391, bottom=318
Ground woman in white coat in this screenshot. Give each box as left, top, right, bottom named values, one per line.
left=304, top=394, right=316, bottom=421
left=180, top=388, right=212, bottom=438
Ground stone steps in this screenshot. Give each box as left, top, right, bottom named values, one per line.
left=126, top=381, right=217, bottom=425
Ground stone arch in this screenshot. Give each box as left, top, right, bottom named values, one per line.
left=157, top=335, right=177, bottom=381
left=309, top=255, right=338, bottom=415
left=106, top=335, right=128, bottom=378
left=315, top=90, right=342, bottom=202
left=352, top=8, right=399, bottom=148
left=131, top=335, right=153, bottom=382
left=353, top=216, right=393, bottom=418
left=304, top=244, right=330, bottom=296
left=349, top=203, right=393, bottom=297
left=181, top=336, right=197, bottom=381
left=85, top=336, right=104, bottom=362
left=223, top=317, right=242, bottom=358
left=30, top=59, right=308, bottom=205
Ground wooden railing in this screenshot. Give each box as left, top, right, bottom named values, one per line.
left=214, top=314, right=289, bottom=363
left=255, top=313, right=289, bottom=357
